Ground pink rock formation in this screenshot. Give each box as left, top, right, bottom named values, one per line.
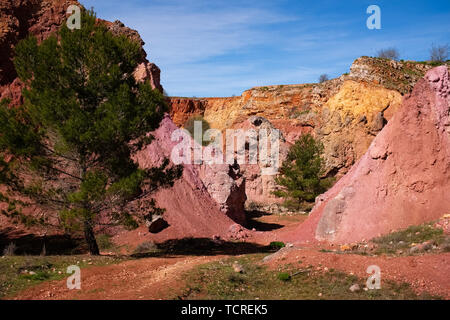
left=133, top=115, right=247, bottom=240
left=287, top=66, right=450, bottom=244
left=1, top=0, right=246, bottom=243
left=197, top=163, right=247, bottom=225
left=231, top=116, right=290, bottom=210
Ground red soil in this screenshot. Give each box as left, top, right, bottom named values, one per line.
left=265, top=247, right=450, bottom=299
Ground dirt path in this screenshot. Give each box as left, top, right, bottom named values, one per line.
left=12, top=255, right=225, bottom=300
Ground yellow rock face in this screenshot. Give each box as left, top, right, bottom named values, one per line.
left=325, top=80, right=403, bottom=124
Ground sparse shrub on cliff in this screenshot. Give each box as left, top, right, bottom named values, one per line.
left=269, top=241, right=285, bottom=250
left=318, top=74, right=329, bottom=83
left=273, top=134, right=333, bottom=210
left=0, top=10, right=182, bottom=255
left=377, top=47, right=400, bottom=60
left=430, top=44, right=449, bottom=63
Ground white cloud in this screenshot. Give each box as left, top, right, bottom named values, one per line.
left=97, top=1, right=297, bottom=66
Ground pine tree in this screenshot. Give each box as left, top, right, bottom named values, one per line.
left=0, top=10, right=182, bottom=254
left=273, top=134, right=332, bottom=210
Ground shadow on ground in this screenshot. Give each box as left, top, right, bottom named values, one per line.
left=0, top=228, right=85, bottom=255
left=245, top=210, right=284, bottom=232
left=130, top=237, right=278, bottom=258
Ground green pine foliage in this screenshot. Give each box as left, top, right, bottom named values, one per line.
left=0, top=10, right=182, bottom=254
left=273, top=134, right=333, bottom=210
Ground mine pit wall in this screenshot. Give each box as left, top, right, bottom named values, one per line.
left=168, top=72, right=405, bottom=210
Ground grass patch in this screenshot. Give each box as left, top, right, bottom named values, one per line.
left=372, top=223, right=446, bottom=255
left=96, top=234, right=114, bottom=251
left=277, top=272, right=291, bottom=281
left=176, top=255, right=440, bottom=300
left=0, top=255, right=124, bottom=299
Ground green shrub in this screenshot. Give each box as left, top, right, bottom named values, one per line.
left=277, top=272, right=291, bottom=281
left=269, top=241, right=286, bottom=250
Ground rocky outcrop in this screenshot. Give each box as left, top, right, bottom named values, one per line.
left=0, top=0, right=163, bottom=107
left=317, top=80, right=402, bottom=176
left=286, top=66, right=450, bottom=243
left=1, top=1, right=246, bottom=244
left=0, top=0, right=78, bottom=105
left=104, top=19, right=163, bottom=92
left=349, top=56, right=439, bottom=95
left=197, top=163, right=247, bottom=225
left=231, top=116, right=289, bottom=210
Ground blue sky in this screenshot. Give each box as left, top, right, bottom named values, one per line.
left=79, top=0, right=449, bottom=97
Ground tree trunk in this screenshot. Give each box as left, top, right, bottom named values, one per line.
left=84, top=219, right=100, bottom=255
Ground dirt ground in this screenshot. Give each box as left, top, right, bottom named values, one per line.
left=12, top=255, right=225, bottom=300
left=265, top=247, right=450, bottom=299
left=8, top=213, right=450, bottom=300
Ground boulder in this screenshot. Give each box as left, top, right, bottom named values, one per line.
left=198, top=163, right=247, bottom=225
left=146, top=215, right=169, bottom=234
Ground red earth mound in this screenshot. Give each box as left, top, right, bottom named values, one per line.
left=113, top=116, right=249, bottom=248
left=284, top=66, right=450, bottom=244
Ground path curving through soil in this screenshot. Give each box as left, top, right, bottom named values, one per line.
left=12, top=255, right=225, bottom=300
